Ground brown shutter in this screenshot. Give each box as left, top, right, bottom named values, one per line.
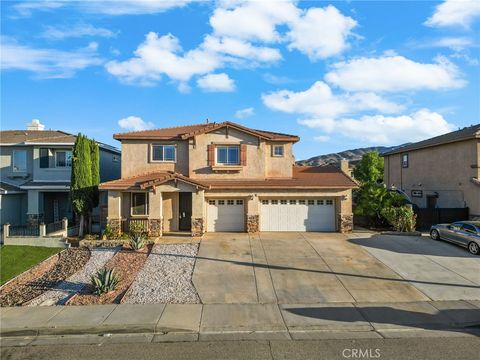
left=207, top=144, right=215, bottom=166
left=240, top=144, right=247, bottom=166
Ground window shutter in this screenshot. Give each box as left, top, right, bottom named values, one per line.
left=240, top=144, right=247, bottom=166
left=207, top=144, right=215, bottom=166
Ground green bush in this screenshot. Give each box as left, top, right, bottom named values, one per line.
left=129, top=234, right=146, bottom=251
left=129, top=221, right=147, bottom=238
left=102, top=224, right=118, bottom=240
left=381, top=206, right=417, bottom=232
left=91, top=268, right=119, bottom=295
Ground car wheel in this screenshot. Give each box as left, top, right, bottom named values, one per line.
left=468, top=242, right=479, bottom=255
left=430, top=229, right=440, bottom=240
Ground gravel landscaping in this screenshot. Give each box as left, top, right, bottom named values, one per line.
left=0, top=248, right=90, bottom=307
left=28, top=247, right=120, bottom=306
left=67, top=245, right=151, bottom=305
left=123, top=244, right=200, bottom=304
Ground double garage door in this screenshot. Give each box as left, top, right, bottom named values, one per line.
left=207, top=198, right=336, bottom=232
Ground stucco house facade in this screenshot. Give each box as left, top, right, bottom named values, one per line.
left=99, top=121, right=357, bottom=237
left=383, top=124, right=480, bottom=219
left=0, top=120, right=121, bottom=228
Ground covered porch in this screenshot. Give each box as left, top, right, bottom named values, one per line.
left=102, top=172, right=208, bottom=238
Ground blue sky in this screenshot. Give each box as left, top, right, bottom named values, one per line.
left=1, top=0, right=479, bottom=160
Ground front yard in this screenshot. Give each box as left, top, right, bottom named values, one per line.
left=0, top=245, right=61, bottom=285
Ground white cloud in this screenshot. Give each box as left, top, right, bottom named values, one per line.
left=263, top=73, right=294, bottom=85
left=105, top=32, right=220, bottom=85
left=299, top=109, right=456, bottom=145
left=314, top=135, right=330, bottom=142
left=425, top=0, right=480, bottom=28
left=411, top=37, right=474, bottom=51
left=118, top=116, right=154, bottom=131
left=325, top=55, right=466, bottom=92
left=235, top=107, right=255, bottom=118
left=40, top=23, right=116, bottom=40
left=0, top=37, right=102, bottom=78
left=13, top=1, right=64, bottom=17
left=287, top=5, right=357, bottom=60
left=197, top=73, right=236, bottom=92
left=262, top=81, right=403, bottom=119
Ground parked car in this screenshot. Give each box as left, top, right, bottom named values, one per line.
left=430, top=221, right=480, bottom=255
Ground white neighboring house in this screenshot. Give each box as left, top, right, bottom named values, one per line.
left=0, top=120, right=121, bottom=229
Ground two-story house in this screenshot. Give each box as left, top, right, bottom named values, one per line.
left=99, top=121, right=357, bottom=236
left=383, top=124, right=480, bottom=219
left=0, top=120, right=121, bottom=227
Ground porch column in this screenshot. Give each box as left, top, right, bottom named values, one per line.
left=246, top=194, right=259, bottom=233
left=26, top=190, right=43, bottom=226
left=106, top=190, right=122, bottom=235
left=148, top=190, right=162, bottom=237
left=191, top=190, right=205, bottom=237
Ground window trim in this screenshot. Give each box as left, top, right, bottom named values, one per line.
left=272, top=145, right=285, bottom=157
left=402, top=153, right=409, bottom=168
left=130, top=192, right=149, bottom=217
left=215, top=145, right=240, bottom=166
left=12, top=150, right=27, bottom=172
left=55, top=150, right=72, bottom=168
left=151, top=144, right=177, bottom=163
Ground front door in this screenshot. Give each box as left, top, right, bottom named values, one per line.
left=179, top=192, right=192, bottom=231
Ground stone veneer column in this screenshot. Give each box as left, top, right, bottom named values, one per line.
left=337, top=213, right=353, bottom=233
left=246, top=214, right=259, bottom=233
left=107, top=218, right=122, bottom=235
left=148, top=218, right=163, bottom=237
left=191, top=218, right=205, bottom=237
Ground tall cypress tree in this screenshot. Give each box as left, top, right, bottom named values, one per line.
left=90, top=139, right=100, bottom=209
left=71, top=134, right=92, bottom=237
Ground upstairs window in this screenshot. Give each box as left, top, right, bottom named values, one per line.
left=402, top=154, right=409, bottom=168
left=216, top=146, right=240, bottom=165
left=56, top=150, right=72, bottom=167
left=131, top=192, right=148, bottom=216
left=273, top=145, right=284, bottom=157
left=40, top=148, right=50, bottom=168
left=12, top=150, right=27, bottom=172
left=152, top=145, right=176, bottom=162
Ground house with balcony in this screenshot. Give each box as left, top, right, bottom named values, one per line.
left=0, top=120, right=121, bottom=229
left=99, top=121, right=357, bottom=237
left=383, top=124, right=480, bottom=220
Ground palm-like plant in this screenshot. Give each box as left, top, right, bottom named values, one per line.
left=91, top=268, right=119, bottom=295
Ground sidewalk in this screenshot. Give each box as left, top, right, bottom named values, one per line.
left=1, top=301, right=479, bottom=346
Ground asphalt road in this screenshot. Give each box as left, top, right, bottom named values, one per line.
left=2, top=338, right=479, bottom=360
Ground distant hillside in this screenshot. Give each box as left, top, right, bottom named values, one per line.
left=297, top=146, right=403, bottom=167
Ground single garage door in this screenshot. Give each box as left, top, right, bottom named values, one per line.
left=260, top=199, right=336, bottom=232
left=207, top=199, right=245, bottom=232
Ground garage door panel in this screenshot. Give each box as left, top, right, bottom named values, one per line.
left=260, top=199, right=335, bottom=232
left=207, top=199, right=245, bottom=232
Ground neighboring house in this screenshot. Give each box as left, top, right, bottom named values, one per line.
left=0, top=120, right=121, bottom=228
left=99, top=121, right=357, bottom=236
left=383, top=124, right=480, bottom=219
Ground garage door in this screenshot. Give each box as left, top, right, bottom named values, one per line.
left=260, top=199, right=335, bottom=232
left=207, top=199, right=245, bottom=232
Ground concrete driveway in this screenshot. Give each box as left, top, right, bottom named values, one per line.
left=192, top=232, right=472, bottom=304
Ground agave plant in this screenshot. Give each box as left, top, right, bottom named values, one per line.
left=129, top=234, right=146, bottom=251
left=91, top=268, right=119, bottom=295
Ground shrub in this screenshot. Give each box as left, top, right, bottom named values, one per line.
left=91, top=268, right=119, bottom=295
left=381, top=206, right=417, bottom=232
left=129, top=221, right=147, bottom=238
left=102, top=224, right=118, bottom=240
left=129, top=234, right=146, bottom=251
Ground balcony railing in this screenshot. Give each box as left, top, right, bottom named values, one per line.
left=8, top=225, right=40, bottom=237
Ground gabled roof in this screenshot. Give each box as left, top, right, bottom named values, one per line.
left=382, top=124, right=480, bottom=156
left=0, top=130, right=121, bottom=154
left=98, top=171, right=208, bottom=190
left=113, top=121, right=299, bottom=142
left=98, top=166, right=357, bottom=191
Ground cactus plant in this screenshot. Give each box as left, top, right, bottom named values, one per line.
left=129, top=234, right=146, bottom=251
left=91, top=268, right=119, bottom=295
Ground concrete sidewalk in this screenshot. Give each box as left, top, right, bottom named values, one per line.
left=1, top=300, right=480, bottom=346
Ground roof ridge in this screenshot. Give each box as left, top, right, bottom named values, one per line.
left=113, top=122, right=215, bottom=137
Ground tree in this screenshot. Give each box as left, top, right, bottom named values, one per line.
left=90, top=139, right=100, bottom=209
left=71, top=134, right=92, bottom=237
left=353, top=151, right=384, bottom=184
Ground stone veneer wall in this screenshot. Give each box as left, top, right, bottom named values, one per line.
left=191, top=218, right=205, bottom=237
left=148, top=218, right=162, bottom=237
left=338, top=213, right=353, bottom=233
left=246, top=214, right=259, bottom=233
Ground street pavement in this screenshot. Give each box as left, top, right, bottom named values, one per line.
left=2, top=338, right=480, bottom=360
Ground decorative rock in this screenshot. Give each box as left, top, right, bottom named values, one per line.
left=148, top=218, right=162, bottom=237
left=246, top=214, right=259, bottom=233
left=191, top=218, right=204, bottom=237
left=338, top=213, right=354, bottom=233
left=106, top=218, right=121, bottom=235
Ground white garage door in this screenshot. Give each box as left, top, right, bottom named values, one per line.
left=260, top=199, right=336, bottom=232
left=207, top=199, right=245, bottom=232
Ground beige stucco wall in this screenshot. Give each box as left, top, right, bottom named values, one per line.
left=121, top=140, right=189, bottom=177
left=162, top=192, right=178, bottom=232
left=265, top=142, right=294, bottom=178
left=384, top=139, right=480, bottom=216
